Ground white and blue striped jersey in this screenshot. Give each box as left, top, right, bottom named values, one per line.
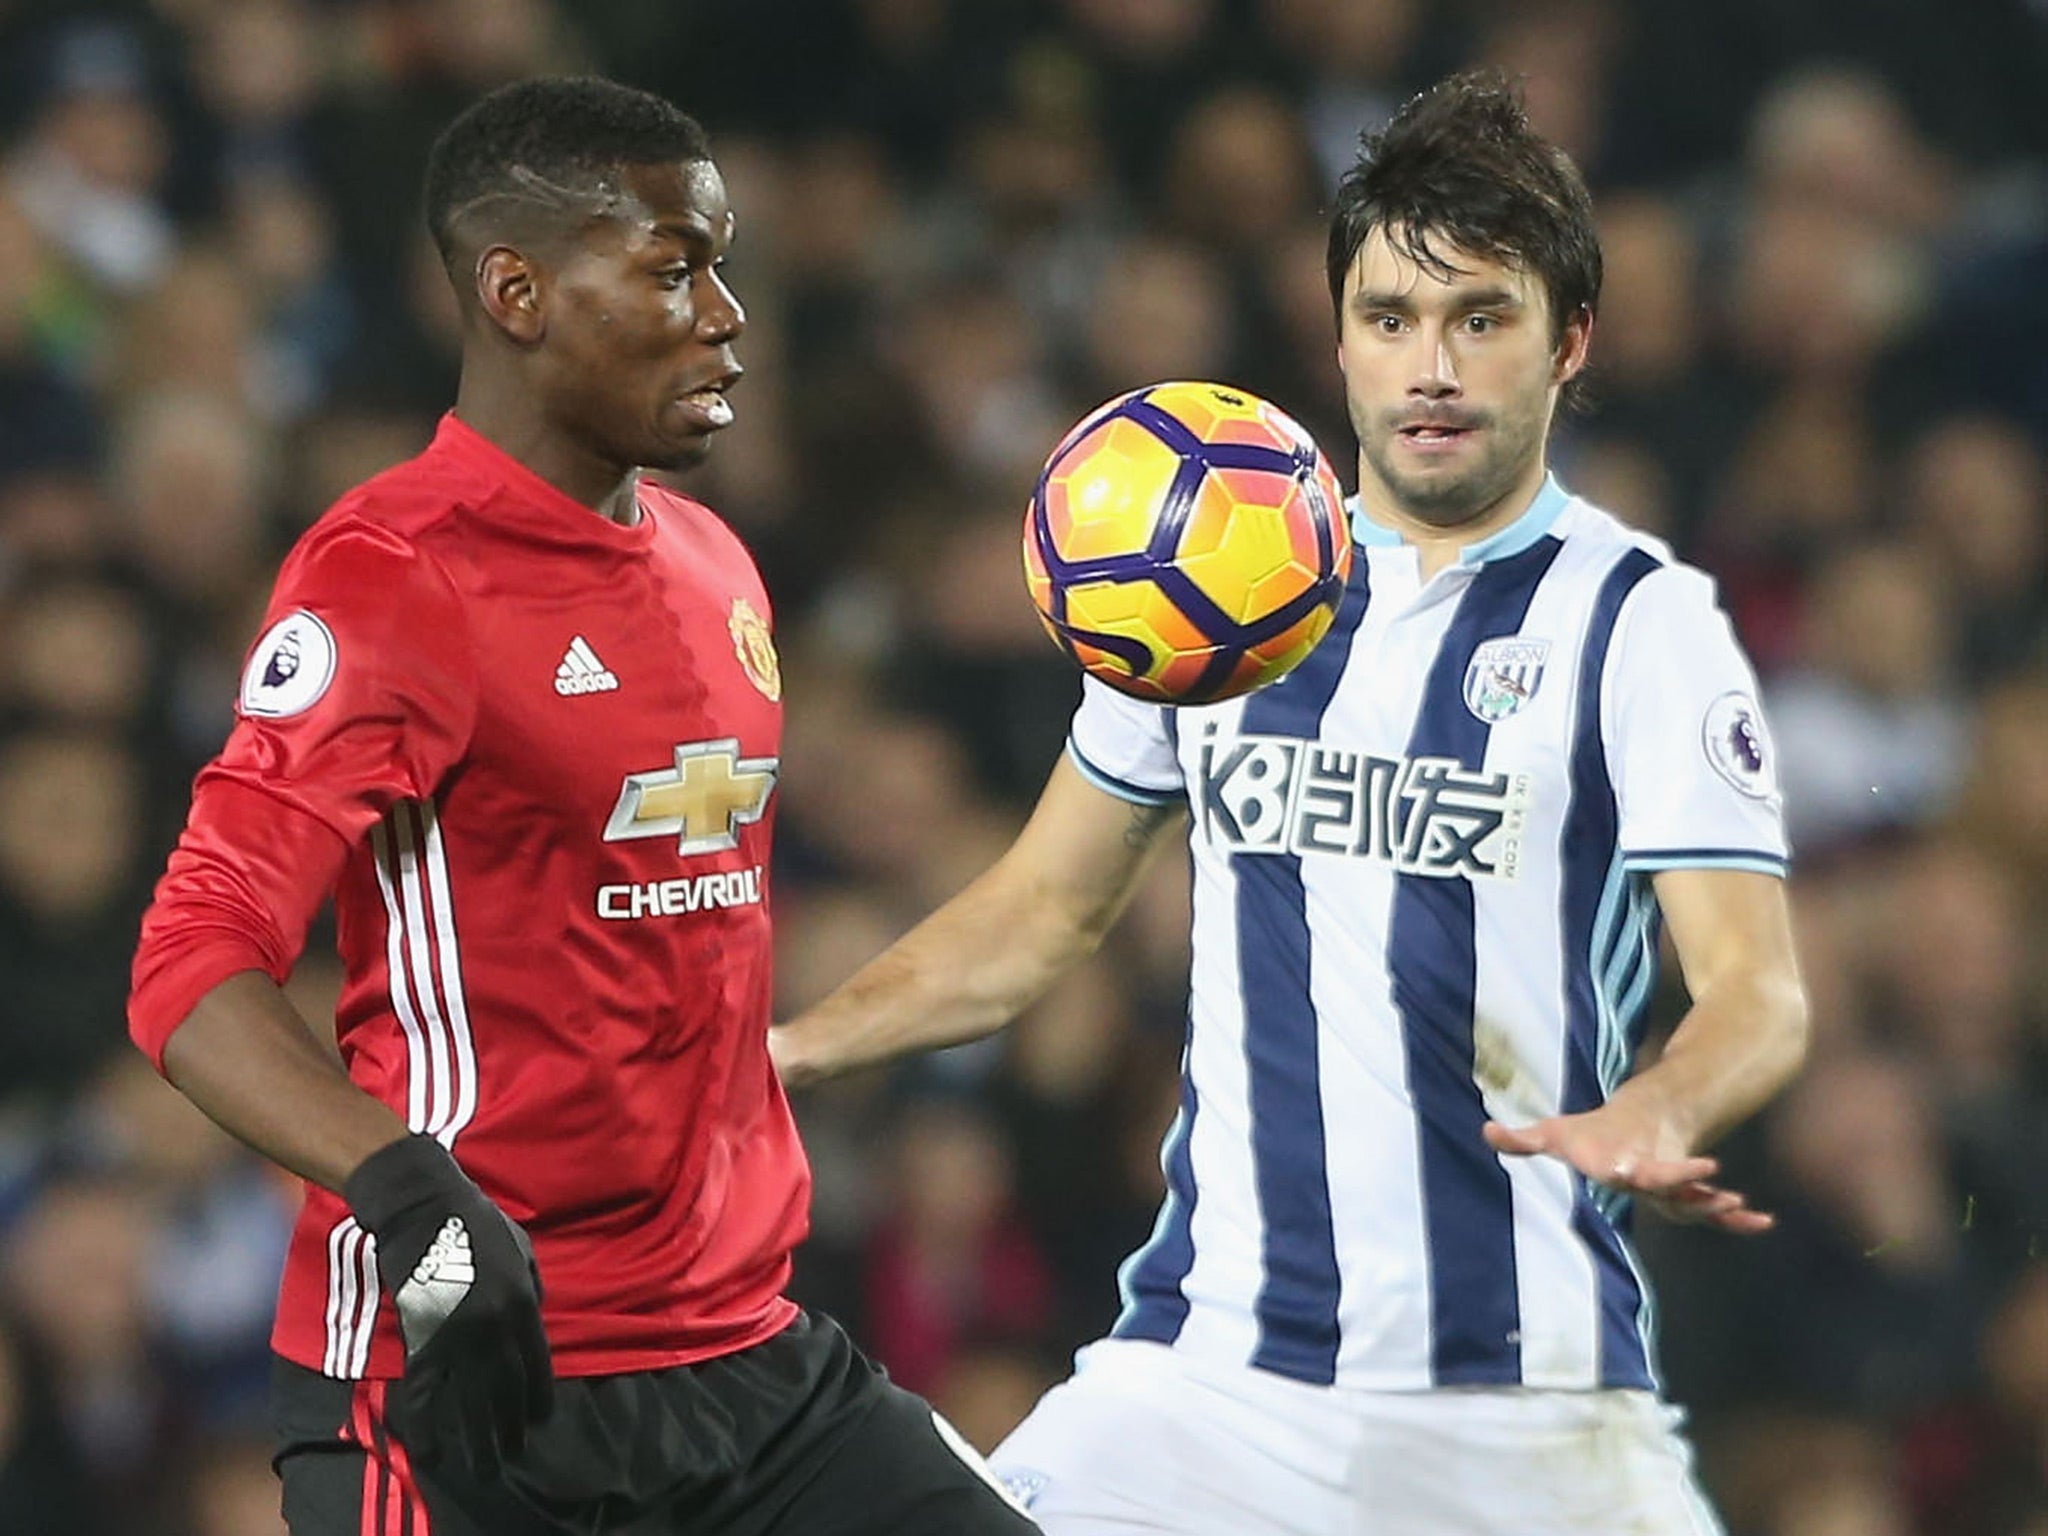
left=1068, top=475, right=1787, bottom=1393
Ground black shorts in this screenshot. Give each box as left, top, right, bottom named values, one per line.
left=272, top=1311, right=1037, bottom=1536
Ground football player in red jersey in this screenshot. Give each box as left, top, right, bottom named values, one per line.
left=130, top=77, right=1036, bottom=1536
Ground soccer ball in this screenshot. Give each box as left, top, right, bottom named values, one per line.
left=1023, top=381, right=1353, bottom=704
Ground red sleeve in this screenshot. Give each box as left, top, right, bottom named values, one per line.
left=129, top=519, right=478, bottom=1069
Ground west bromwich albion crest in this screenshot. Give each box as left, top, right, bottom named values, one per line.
left=1463, top=637, right=1549, bottom=723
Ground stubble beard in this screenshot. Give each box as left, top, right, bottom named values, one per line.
left=1353, top=393, right=1548, bottom=530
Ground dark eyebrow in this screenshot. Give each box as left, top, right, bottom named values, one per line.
left=1351, top=285, right=1525, bottom=315
left=1453, top=287, right=1524, bottom=310
left=1352, top=289, right=1416, bottom=314
left=649, top=214, right=736, bottom=258
left=650, top=221, right=715, bottom=247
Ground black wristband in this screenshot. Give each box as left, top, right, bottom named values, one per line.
left=343, top=1133, right=469, bottom=1233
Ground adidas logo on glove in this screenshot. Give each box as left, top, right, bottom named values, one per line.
left=398, top=1216, right=477, bottom=1338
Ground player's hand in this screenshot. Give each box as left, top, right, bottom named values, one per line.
left=766, top=1022, right=796, bottom=1082
left=344, top=1133, right=556, bottom=1467
left=766, top=1022, right=824, bottom=1089
left=1482, top=1099, right=1775, bottom=1235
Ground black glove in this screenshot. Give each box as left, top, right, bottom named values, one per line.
left=345, top=1133, right=555, bottom=1468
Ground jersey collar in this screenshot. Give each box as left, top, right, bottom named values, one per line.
left=432, top=412, right=659, bottom=553
left=1347, top=472, right=1572, bottom=565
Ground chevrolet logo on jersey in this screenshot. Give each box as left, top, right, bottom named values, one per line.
left=1195, top=727, right=1531, bottom=880
left=604, top=739, right=779, bottom=856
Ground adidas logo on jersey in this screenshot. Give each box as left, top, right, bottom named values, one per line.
left=555, top=636, right=619, bottom=696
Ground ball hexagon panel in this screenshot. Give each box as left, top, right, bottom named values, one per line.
left=1061, top=578, right=1213, bottom=659
left=1144, top=381, right=1272, bottom=448
left=1251, top=604, right=1340, bottom=677
left=1068, top=635, right=1147, bottom=687
left=1174, top=502, right=1314, bottom=624
left=1044, top=417, right=1183, bottom=562
left=1244, top=559, right=1323, bottom=624
left=1174, top=466, right=1299, bottom=561
left=1153, top=646, right=1237, bottom=701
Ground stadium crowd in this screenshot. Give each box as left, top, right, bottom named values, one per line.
left=0, top=1, right=2043, bottom=1532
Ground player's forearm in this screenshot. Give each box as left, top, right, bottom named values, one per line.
left=773, top=867, right=1105, bottom=1087
left=161, top=970, right=410, bottom=1193
left=1614, top=967, right=1810, bottom=1152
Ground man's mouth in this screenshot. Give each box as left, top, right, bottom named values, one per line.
left=676, top=369, right=741, bottom=430
left=1393, top=417, right=1480, bottom=452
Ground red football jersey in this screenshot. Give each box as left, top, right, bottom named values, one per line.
left=131, top=414, right=810, bottom=1379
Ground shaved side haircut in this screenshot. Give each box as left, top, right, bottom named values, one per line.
left=423, top=76, right=712, bottom=271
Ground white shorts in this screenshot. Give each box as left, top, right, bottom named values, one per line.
left=989, top=1340, right=1725, bottom=1536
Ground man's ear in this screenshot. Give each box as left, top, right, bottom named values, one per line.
left=476, top=246, right=545, bottom=344
left=1553, top=304, right=1593, bottom=385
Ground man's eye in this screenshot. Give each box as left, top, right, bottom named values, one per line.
left=1464, top=314, right=1497, bottom=334
left=1374, top=314, right=1405, bottom=335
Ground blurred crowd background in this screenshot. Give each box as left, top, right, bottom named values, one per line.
left=0, top=1, right=2044, bottom=1533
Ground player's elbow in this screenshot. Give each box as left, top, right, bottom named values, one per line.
left=997, top=858, right=1119, bottom=972
left=131, top=927, right=280, bottom=1075
left=1054, top=866, right=1149, bottom=971
left=131, top=864, right=294, bottom=1073
left=1061, top=893, right=1120, bottom=958
left=1034, top=846, right=1166, bottom=965
left=1756, top=965, right=1812, bottom=1099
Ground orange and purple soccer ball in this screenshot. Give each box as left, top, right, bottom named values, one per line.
left=1023, top=381, right=1353, bottom=705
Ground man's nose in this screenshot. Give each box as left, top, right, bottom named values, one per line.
left=1409, top=327, right=1459, bottom=397
left=698, top=269, right=745, bottom=341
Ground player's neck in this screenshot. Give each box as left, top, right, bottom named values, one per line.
left=1355, top=454, right=1551, bottom=581
left=452, top=374, right=638, bottom=519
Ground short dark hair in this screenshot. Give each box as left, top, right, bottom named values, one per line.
left=423, top=76, right=712, bottom=263
left=1326, top=72, right=1601, bottom=364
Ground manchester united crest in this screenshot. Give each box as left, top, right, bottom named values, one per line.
left=728, top=597, right=781, bottom=701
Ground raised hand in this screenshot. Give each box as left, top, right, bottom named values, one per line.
left=1483, top=1098, right=1774, bottom=1235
